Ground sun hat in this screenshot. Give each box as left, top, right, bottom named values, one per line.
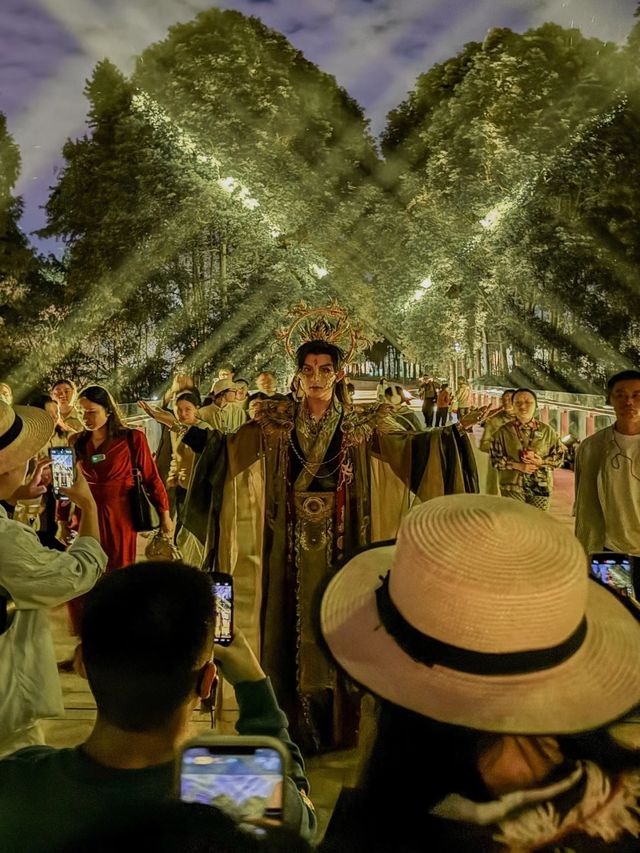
left=0, top=401, right=55, bottom=475
left=320, top=493, right=640, bottom=734
left=212, top=379, right=237, bottom=396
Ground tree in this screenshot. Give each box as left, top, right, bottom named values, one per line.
left=380, top=23, right=638, bottom=390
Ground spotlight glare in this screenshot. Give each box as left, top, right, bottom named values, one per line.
left=311, top=264, right=328, bottom=279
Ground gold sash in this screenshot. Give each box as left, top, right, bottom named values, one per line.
left=293, top=491, right=337, bottom=694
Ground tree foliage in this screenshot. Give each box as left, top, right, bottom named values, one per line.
left=3, top=10, right=640, bottom=396
left=383, top=23, right=640, bottom=390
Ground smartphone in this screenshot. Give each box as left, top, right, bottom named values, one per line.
left=590, top=552, right=636, bottom=600
left=211, top=572, right=233, bottom=646
left=49, top=447, right=76, bottom=499
left=177, top=735, right=288, bottom=829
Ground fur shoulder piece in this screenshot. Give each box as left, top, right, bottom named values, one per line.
left=341, top=403, right=396, bottom=448
left=251, top=398, right=296, bottom=439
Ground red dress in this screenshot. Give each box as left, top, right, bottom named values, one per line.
left=65, top=429, right=169, bottom=636
left=76, top=428, right=169, bottom=570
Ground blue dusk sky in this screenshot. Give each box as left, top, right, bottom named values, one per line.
left=0, top=0, right=638, bottom=252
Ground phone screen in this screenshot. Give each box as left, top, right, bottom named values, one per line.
left=179, top=744, right=284, bottom=827
left=590, top=553, right=635, bottom=600
left=212, top=573, right=233, bottom=646
left=49, top=447, right=75, bottom=498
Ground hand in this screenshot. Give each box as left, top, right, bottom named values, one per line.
left=60, top=467, right=96, bottom=510
left=9, top=457, right=51, bottom=502
left=522, top=451, right=544, bottom=467
left=460, top=406, right=491, bottom=429
left=484, top=406, right=504, bottom=420
left=214, top=627, right=264, bottom=686
left=137, top=401, right=176, bottom=428
left=159, top=511, right=174, bottom=537
left=518, top=462, right=538, bottom=474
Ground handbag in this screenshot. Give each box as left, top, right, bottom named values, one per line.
left=145, top=530, right=182, bottom=561
left=126, top=430, right=160, bottom=532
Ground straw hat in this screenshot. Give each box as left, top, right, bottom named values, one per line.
left=320, top=494, right=640, bottom=734
left=0, top=401, right=55, bottom=475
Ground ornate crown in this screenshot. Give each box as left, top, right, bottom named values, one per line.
left=279, top=301, right=371, bottom=365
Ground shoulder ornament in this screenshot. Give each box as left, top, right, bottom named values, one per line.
left=251, top=398, right=296, bottom=440
left=340, top=403, right=395, bottom=448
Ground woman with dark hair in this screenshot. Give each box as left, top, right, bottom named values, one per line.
left=320, top=495, right=640, bottom=852
left=72, top=385, right=171, bottom=569
left=166, top=390, right=211, bottom=529
left=490, top=387, right=565, bottom=511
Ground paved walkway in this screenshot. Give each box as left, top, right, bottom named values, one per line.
left=44, top=446, right=576, bottom=842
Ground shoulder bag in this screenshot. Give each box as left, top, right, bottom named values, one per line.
left=125, top=429, right=160, bottom=532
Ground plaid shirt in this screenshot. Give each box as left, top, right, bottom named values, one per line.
left=490, top=419, right=565, bottom=491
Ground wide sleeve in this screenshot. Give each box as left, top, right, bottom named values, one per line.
left=131, top=428, right=170, bottom=513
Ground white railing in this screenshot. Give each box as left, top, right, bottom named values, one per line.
left=471, top=388, right=614, bottom=440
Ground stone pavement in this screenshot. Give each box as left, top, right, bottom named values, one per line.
left=43, top=448, right=576, bottom=843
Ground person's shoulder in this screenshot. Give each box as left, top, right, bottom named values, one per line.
left=492, top=418, right=514, bottom=436
left=584, top=426, right=612, bottom=444
left=537, top=421, right=559, bottom=437
left=578, top=427, right=612, bottom=456
left=250, top=398, right=296, bottom=432
left=0, top=746, right=71, bottom=778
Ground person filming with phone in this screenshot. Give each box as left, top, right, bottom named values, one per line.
left=0, top=400, right=106, bottom=758
left=0, top=561, right=316, bottom=853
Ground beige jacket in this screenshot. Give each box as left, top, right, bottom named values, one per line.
left=574, top=426, right=636, bottom=554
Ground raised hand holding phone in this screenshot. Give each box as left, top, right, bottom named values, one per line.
left=213, top=627, right=264, bottom=686
left=211, top=572, right=234, bottom=647
left=49, top=446, right=76, bottom=500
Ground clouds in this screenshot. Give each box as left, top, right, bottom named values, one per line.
left=0, top=0, right=638, bottom=245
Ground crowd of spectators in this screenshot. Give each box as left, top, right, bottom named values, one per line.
left=1, top=368, right=640, bottom=851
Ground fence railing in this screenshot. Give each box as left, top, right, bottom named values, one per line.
left=121, top=403, right=162, bottom=454
left=471, top=388, right=614, bottom=441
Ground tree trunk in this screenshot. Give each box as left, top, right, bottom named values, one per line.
left=219, top=240, right=228, bottom=314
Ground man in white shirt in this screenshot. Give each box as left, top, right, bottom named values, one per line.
left=199, top=379, right=247, bottom=434
left=0, top=401, right=107, bottom=756
left=574, top=370, right=640, bottom=556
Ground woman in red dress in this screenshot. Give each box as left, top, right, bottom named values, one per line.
left=58, top=385, right=172, bottom=660
left=72, top=385, right=172, bottom=570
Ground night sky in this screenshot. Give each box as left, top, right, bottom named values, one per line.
left=1, top=0, right=638, bottom=252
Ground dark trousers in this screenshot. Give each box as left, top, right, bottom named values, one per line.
left=422, top=401, right=435, bottom=428
left=435, top=407, right=449, bottom=427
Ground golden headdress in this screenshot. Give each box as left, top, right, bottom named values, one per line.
left=279, top=301, right=371, bottom=365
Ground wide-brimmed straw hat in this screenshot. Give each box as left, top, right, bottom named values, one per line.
left=0, top=401, right=55, bottom=475
left=320, top=494, right=640, bottom=734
